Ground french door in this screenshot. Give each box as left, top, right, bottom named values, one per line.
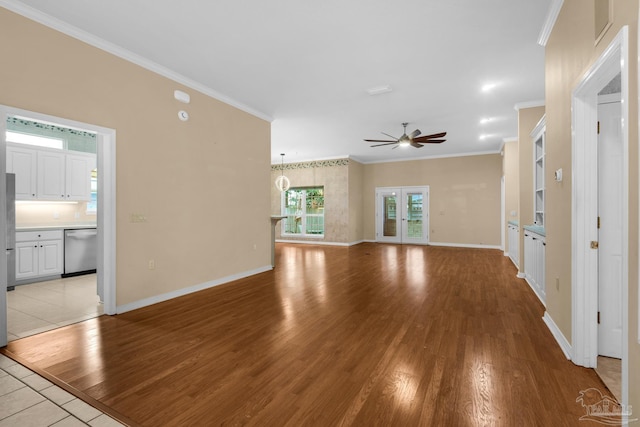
left=376, top=186, right=429, bottom=244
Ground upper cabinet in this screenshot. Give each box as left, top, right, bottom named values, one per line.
left=6, top=143, right=95, bottom=201
left=6, top=145, right=37, bottom=199
left=531, top=116, right=546, bottom=227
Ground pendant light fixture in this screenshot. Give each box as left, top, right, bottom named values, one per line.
left=274, top=153, right=290, bottom=192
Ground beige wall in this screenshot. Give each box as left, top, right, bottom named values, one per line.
left=503, top=140, right=519, bottom=254
left=0, top=9, right=271, bottom=306
left=362, top=154, right=502, bottom=245
left=348, top=160, right=365, bottom=243
left=517, top=106, right=545, bottom=273
left=270, top=160, right=353, bottom=244
left=546, top=0, right=639, bottom=410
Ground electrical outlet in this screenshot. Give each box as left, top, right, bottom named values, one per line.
left=556, top=277, right=560, bottom=291
left=148, top=260, right=155, bottom=270
left=130, top=213, right=148, bottom=223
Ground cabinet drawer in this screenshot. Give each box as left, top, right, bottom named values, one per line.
left=16, top=230, right=63, bottom=242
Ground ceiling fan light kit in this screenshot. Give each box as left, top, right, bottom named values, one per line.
left=364, top=123, right=446, bottom=149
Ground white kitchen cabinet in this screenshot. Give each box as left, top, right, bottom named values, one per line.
left=6, top=145, right=37, bottom=199
left=37, top=151, right=66, bottom=200
left=15, top=230, right=63, bottom=281
left=65, top=154, right=94, bottom=200
left=524, top=229, right=545, bottom=305
left=6, top=143, right=94, bottom=201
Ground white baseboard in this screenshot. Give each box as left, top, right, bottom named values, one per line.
left=116, top=265, right=272, bottom=314
left=504, top=251, right=509, bottom=257
left=276, top=239, right=353, bottom=247
left=428, top=242, right=502, bottom=250
left=525, top=277, right=547, bottom=307
left=542, top=311, right=572, bottom=360
left=517, top=272, right=525, bottom=279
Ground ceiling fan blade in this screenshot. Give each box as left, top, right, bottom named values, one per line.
left=364, top=139, right=397, bottom=143
left=392, top=145, right=400, bottom=150
left=413, top=132, right=446, bottom=142
left=381, top=132, right=399, bottom=140
left=370, top=142, right=399, bottom=147
left=409, top=129, right=421, bottom=139
left=419, top=139, right=446, bottom=144
left=410, top=142, right=424, bottom=148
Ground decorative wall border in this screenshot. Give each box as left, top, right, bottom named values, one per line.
left=271, top=158, right=349, bottom=171
left=7, top=116, right=97, bottom=139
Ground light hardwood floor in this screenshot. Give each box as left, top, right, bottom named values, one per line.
left=2, top=244, right=613, bottom=426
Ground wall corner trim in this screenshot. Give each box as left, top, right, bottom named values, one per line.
left=537, top=0, right=564, bottom=46
left=542, top=311, right=572, bottom=359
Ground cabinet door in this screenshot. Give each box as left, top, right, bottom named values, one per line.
left=39, top=239, right=63, bottom=276
left=6, top=146, right=37, bottom=199
left=37, top=151, right=66, bottom=200
left=65, top=154, right=92, bottom=200
left=16, top=241, right=39, bottom=280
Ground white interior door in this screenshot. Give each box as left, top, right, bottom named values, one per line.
left=376, top=186, right=429, bottom=245
left=597, top=95, right=622, bottom=359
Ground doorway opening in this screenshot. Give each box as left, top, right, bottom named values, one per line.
left=375, top=186, right=429, bottom=245
left=571, top=27, right=628, bottom=406
left=0, top=105, right=116, bottom=347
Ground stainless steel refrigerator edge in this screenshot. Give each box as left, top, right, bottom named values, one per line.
left=6, top=173, right=15, bottom=291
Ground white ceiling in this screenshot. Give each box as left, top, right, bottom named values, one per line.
left=4, top=0, right=551, bottom=164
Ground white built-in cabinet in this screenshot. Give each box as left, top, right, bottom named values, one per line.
left=507, top=222, right=519, bottom=268
left=6, top=143, right=94, bottom=201
left=531, top=116, right=545, bottom=226
left=15, top=230, right=63, bottom=281
left=524, top=229, right=545, bottom=304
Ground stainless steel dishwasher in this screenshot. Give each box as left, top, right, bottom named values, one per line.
left=63, top=228, right=97, bottom=276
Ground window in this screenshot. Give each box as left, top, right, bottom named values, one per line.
left=282, top=187, right=324, bottom=236
left=6, top=131, right=64, bottom=149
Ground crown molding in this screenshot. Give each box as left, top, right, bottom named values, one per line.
left=359, top=149, right=502, bottom=165
left=0, top=1, right=273, bottom=122
left=537, top=0, right=564, bottom=47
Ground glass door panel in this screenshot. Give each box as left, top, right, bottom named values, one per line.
left=383, top=195, right=397, bottom=237
left=376, top=186, right=429, bottom=245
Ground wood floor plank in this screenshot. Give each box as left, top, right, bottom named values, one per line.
left=2, top=243, right=612, bottom=426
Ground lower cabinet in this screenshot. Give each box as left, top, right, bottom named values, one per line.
left=16, top=230, right=63, bottom=281
left=523, top=230, right=545, bottom=304
left=507, top=223, right=519, bottom=268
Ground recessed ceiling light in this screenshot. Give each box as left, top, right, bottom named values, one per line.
left=479, top=134, right=490, bottom=141
left=481, top=83, right=498, bottom=93
left=366, top=85, right=393, bottom=96
left=480, top=117, right=493, bottom=124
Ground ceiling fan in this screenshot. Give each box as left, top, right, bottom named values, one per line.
left=365, top=122, right=446, bottom=149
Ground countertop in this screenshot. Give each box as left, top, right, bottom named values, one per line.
left=523, top=224, right=546, bottom=237
left=16, top=223, right=97, bottom=231
left=508, top=220, right=519, bottom=226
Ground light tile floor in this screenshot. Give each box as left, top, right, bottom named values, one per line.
left=4, top=275, right=118, bottom=425
left=0, top=353, right=123, bottom=426
left=8, top=274, right=103, bottom=341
